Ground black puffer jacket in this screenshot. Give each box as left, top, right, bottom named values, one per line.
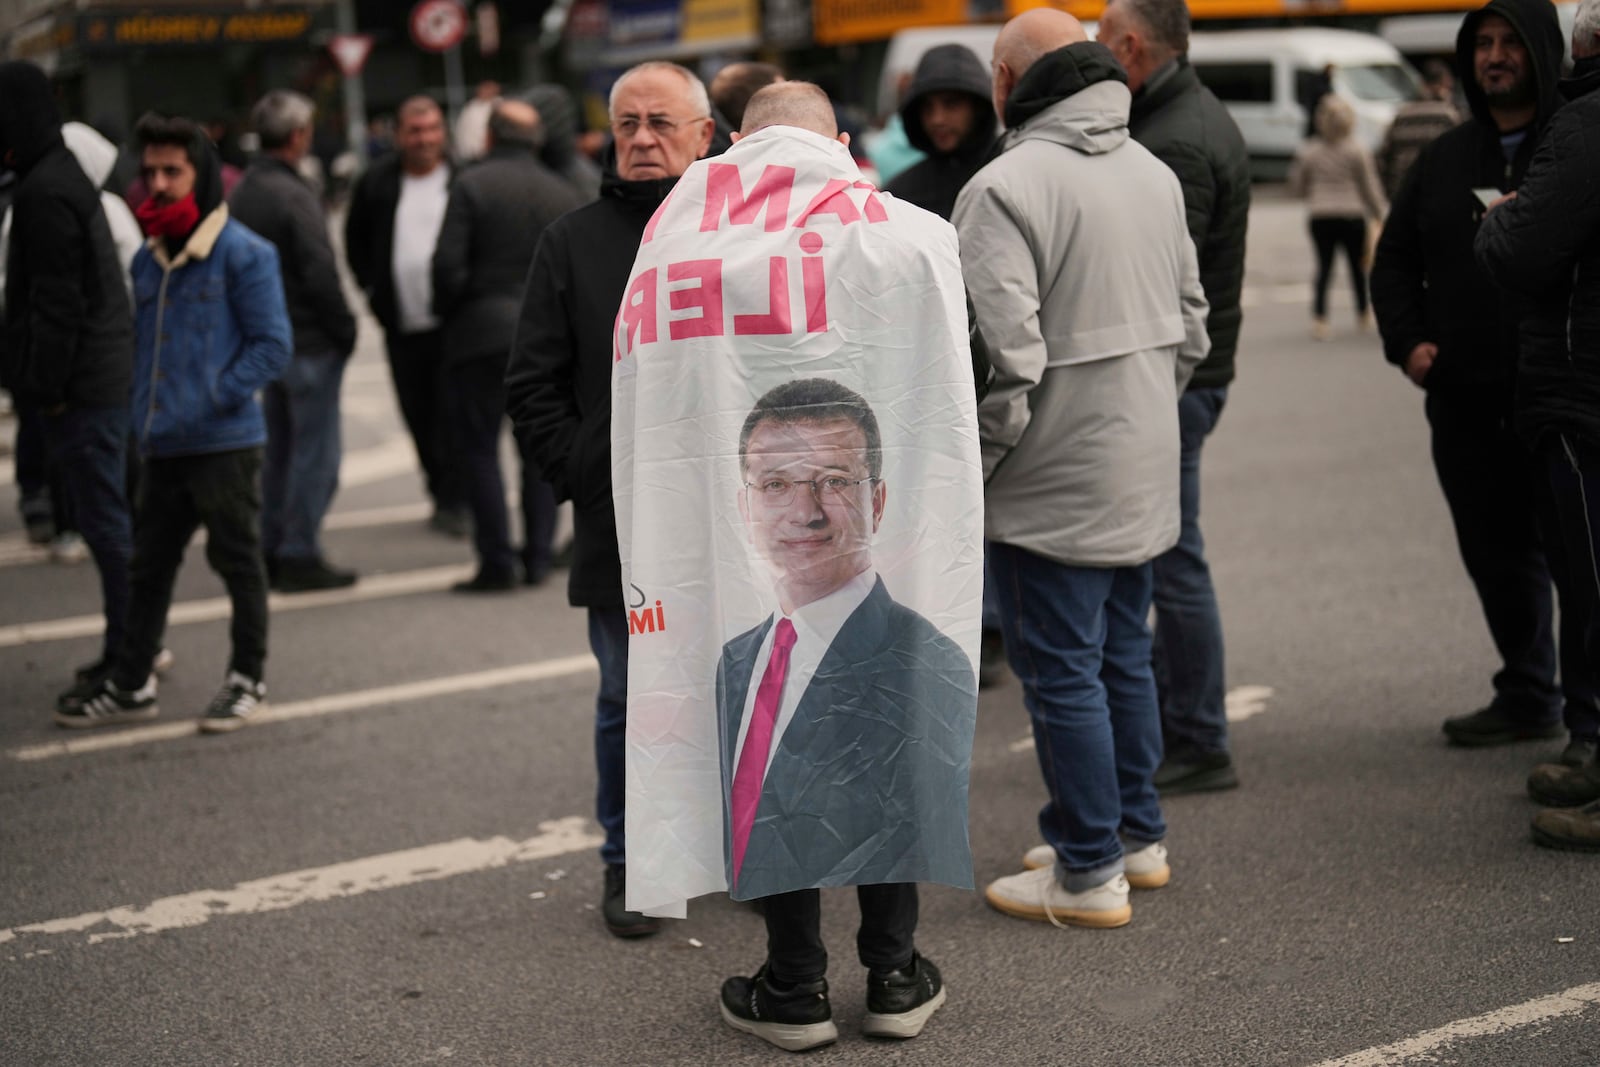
left=229, top=156, right=357, bottom=358
left=1370, top=0, right=1564, bottom=395
left=1128, top=56, right=1250, bottom=391
left=505, top=165, right=676, bottom=608
left=1476, top=54, right=1600, bottom=447
left=884, top=44, right=998, bottom=221
left=0, top=60, right=131, bottom=410
left=432, top=143, right=583, bottom=363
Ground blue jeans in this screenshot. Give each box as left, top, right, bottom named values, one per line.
left=262, top=351, right=345, bottom=561
left=588, top=607, right=629, bottom=866
left=42, top=406, right=132, bottom=665
left=989, top=543, right=1166, bottom=890
left=1152, top=386, right=1229, bottom=756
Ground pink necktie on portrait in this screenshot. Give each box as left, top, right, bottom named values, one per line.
left=729, top=617, right=798, bottom=888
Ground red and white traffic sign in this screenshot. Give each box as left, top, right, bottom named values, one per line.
left=409, top=0, right=468, bottom=53
left=328, top=33, right=375, bottom=77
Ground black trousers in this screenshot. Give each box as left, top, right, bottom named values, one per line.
left=444, top=353, right=558, bottom=580
left=386, top=328, right=462, bottom=512
left=1543, top=434, right=1600, bottom=712
left=762, top=884, right=918, bottom=985
left=1427, top=390, right=1595, bottom=737
left=114, top=448, right=269, bottom=688
left=1310, top=215, right=1369, bottom=319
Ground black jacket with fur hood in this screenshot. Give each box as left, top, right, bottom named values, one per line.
left=0, top=60, right=132, bottom=409
left=884, top=44, right=998, bottom=221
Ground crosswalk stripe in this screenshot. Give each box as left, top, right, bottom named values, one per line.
left=0, top=817, right=603, bottom=959
left=7, top=655, right=597, bottom=762
left=0, top=563, right=473, bottom=648
left=1306, top=982, right=1600, bottom=1067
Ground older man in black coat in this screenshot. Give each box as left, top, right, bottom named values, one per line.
left=433, top=100, right=581, bottom=591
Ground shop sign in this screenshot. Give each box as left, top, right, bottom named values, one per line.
left=78, top=9, right=313, bottom=49
left=812, top=0, right=965, bottom=44
left=680, top=0, right=759, bottom=46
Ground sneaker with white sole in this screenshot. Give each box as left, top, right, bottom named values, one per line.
left=54, top=677, right=158, bottom=729
left=719, top=965, right=838, bottom=1052
left=862, top=953, right=946, bottom=1039
left=1021, top=841, right=1170, bottom=890
left=985, top=867, right=1132, bottom=928
left=197, top=671, right=266, bottom=734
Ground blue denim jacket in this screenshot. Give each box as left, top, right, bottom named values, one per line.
left=130, top=206, right=292, bottom=458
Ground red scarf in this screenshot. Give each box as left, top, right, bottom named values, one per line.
left=135, top=193, right=201, bottom=240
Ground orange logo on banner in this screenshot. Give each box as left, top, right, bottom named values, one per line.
left=813, top=0, right=965, bottom=45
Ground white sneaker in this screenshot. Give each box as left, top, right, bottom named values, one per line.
left=984, top=867, right=1131, bottom=928
left=1020, top=841, right=1170, bottom=890
left=49, top=531, right=88, bottom=564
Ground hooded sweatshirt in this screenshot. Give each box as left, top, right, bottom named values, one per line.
left=954, top=43, right=1209, bottom=568
left=61, top=121, right=143, bottom=287
left=0, top=60, right=132, bottom=410
left=1369, top=0, right=1564, bottom=395
left=884, top=44, right=999, bottom=221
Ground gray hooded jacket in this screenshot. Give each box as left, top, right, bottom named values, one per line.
left=954, top=43, right=1209, bottom=568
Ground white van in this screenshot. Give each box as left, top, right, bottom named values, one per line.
left=1187, top=28, right=1421, bottom=179
left=1379, top=2, right=1580, bottom=65
left=875, top=25, right=1004, bottom=118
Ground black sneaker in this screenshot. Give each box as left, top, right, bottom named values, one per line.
left=197, top=672, right=266, bottom=734
left=429, top=507, right=471, bottom=538
left=720, top=965, right=838, bottom=1052
left=1155, top=747, right=1239, bottom=795
left=1442, top=705, right=1564, bottom=747
left=273, top=557, right=358, bottom=593
left=54, top=677, right=158, bottom=729
left=451, top=569, right=518, bottom=594
left=57, top=660, right=113, bottom=712
left=863, top=953, right=946, bottom=1039
left=601, top=864, right=661, bottom=938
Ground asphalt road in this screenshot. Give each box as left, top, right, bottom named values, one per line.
left=1, top=194, right=1595, bottom=1067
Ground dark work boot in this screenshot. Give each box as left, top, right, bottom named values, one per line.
left=601, top=864, right=660, bottom=939
left=1531, top=799, right=1600, bottom=852
left=1528, top=746, right=1600, bottom=807
left=1442, top=705, right=1563, bottom=747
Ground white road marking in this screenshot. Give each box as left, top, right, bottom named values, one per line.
left=1225, top=685, right=1275, bottom=723
left=0, top=563, right=473, bottom=648
left=0, top=817, right=603, bottom=957
left=1306, top=982, right=1600, bottom=1067
left=1005, top=684, right=1275, bottom=753
left=6, top=655, right=597, bottom=762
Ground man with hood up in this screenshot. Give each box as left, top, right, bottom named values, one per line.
left=955, top=10, right=1208, bottom=929
left=1370, top=0, right=1593, bottom=782
left=0, top=61, right=136, bottom=719
left=74, top=112, right=291, bottom=733
left=884, top=44, right=998, bottom=222
left=505, top=61, right=714, bottom=940
left=1476, top=0, right=1600, bottom=845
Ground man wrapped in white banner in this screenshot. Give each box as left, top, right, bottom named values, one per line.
left=612, top=83, right=983, bottom=920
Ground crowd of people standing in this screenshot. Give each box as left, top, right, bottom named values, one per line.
left=2, top=0, right=1598, bottom=1052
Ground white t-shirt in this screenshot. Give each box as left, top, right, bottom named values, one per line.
left=391, top=165, right=450, bottom=334
left=732, top=569, right=877, bottom=778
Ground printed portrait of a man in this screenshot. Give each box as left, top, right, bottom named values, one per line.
left=715, top=377, right=976, bottom=900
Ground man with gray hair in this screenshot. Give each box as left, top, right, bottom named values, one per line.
left=432, top=100, right=581, bottom=591
left=506, top=60, right=714, bottom=937
left=1476, top=0, right=1600, bottom=851
left=1095, top=0, right=1250, bottom=796
left=231, top=89, right=359, bottom=592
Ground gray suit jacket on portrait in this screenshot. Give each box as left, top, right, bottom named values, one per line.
left=715, top=576, right=977, bottom=901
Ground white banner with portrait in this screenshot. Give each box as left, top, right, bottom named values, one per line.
left=612, top=126, right=982, bottom=916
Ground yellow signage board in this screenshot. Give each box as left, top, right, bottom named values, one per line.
left=682, top=0, right=760, bottom=42
left=814, top=0, right=967, bottom=45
